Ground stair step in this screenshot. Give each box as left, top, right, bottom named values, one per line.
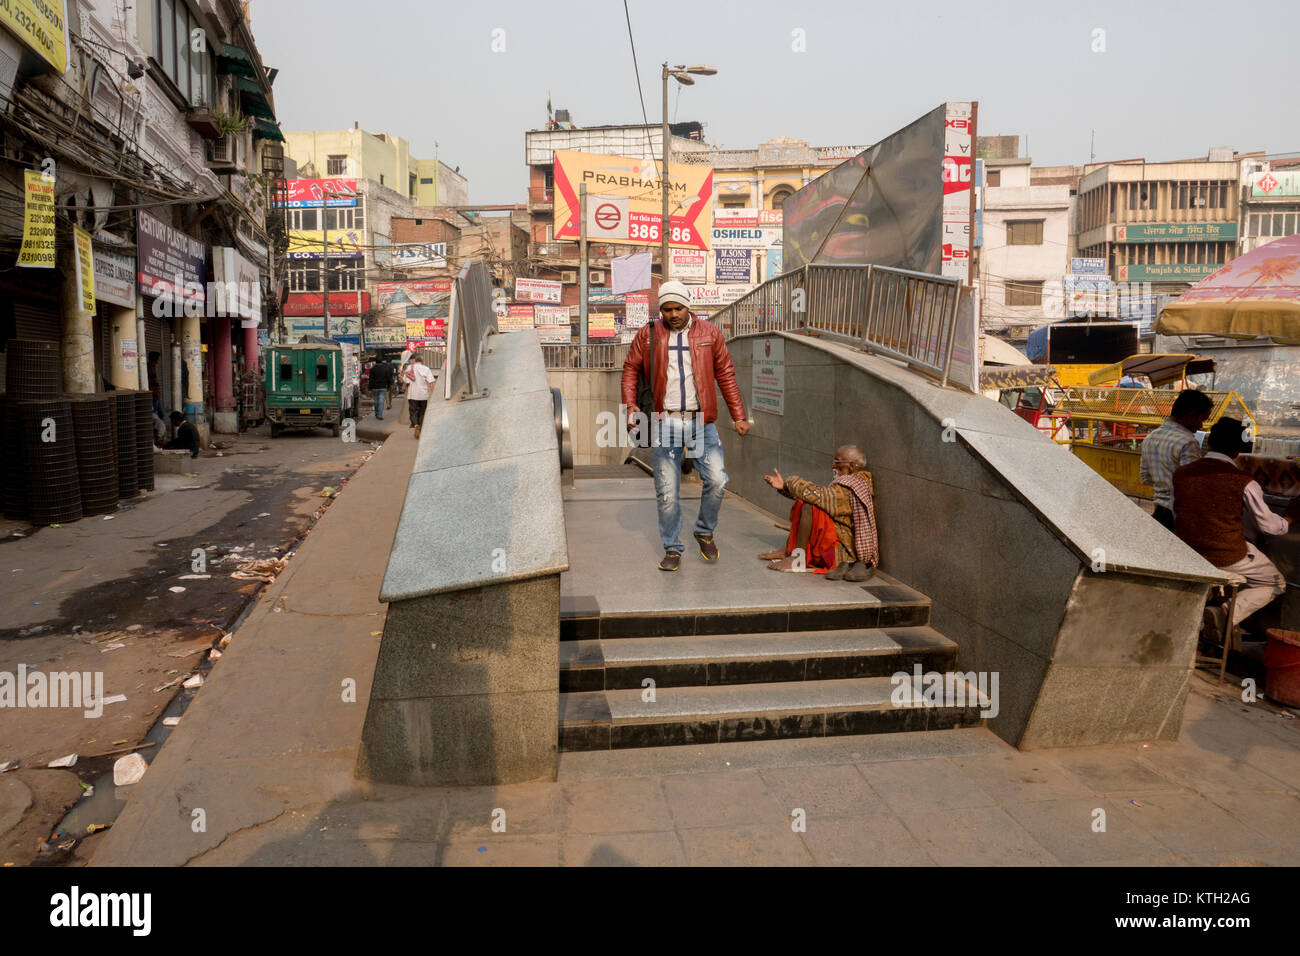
left=559, top=675, right=989, bottom=751
left=560, top=584, right=930, bottom=641
left=560, top=626, right=956, bottom=692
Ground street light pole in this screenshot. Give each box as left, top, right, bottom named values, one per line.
left=661, top=63, right=670, bottom=281
left=659, top=64, right=717, bottom=284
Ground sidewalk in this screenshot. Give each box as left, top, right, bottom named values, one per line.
left=89, top=413, right=419, bottom=866
left=89, top=443, right=1300, bottom=865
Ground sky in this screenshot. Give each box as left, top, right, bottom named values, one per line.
left=251, top=0, right=1299, bottom=204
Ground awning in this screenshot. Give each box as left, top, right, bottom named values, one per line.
left=236, top=76, right=276, bottom=121
left=252, top=117, right=284, bottom=142
left=1157, top=234, right=1300, bottom=344
left=1087, top=354, right=1217, bottom=387
left=214, top=42, right=257, bottom=78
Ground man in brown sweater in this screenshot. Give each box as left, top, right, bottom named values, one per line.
left=1173, top=417, right=1294, bottom=629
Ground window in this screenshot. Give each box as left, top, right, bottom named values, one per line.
left=279, top=360, right=293, bottom=381
left=1006, top=220, right=1044, bottom=245
left=154, top=0, right=212, bottom=106
left=327, top=260, right=361, bottom=292
left=420, top=177, right=433, bottom=185
left=986, top=169, right=1001, bottom=187
left=288, top=263, right=321, bottom=292
left=315, top=356, right=329, bottom=382
left=1004, top=280, right=1044, bottom=307
left=380, top=174, right=385, bottom=186
left=287, top=208, right=318, bottom=231
left=720, top=198, right=746, bottom=209
left=327, top=155, right=348, bottom=175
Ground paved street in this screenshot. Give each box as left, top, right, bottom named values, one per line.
left=0, top=407, right=401, bottom=866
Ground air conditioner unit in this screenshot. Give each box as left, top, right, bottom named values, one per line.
left=561, top=270, right=577, bottom=283
left=590, top=270, right=605, bottom=284
left=208, top=134, right=234, bottom=166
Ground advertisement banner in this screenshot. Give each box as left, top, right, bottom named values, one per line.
left=0, top=0, right=68, bottom=73
left=533, top=304, right=570, bottom=325
left=276, top=179, right=358, bottom=208
left=214, top=246, right=262, bottom=324
left=538, top=325, right=571, bottom=344
left=624, top=292, right=651, bottom=329
left=365, top=325, right=408, bottom=346
left=391, top=242, right=446, bottom=268
left=288, top=229, right=364, bottom=257
left=73, top=225, right=95, bottom=313
left=715, top=209, right=784, bottom=228
left=588, top=313, right=616, bottom=338
left=670, top=249, right=707, bottom=281
left=515, top=278, right=563, bottom=303
left=765, top=248, right=784, bottom=280
left=942, top=101, right=974, bottom=284
left=1251, top=171, right=1300, bottom=198
left=711, top=226, right=781, bottom=250
left=552, top=149, right=714, bottom=251
left=715, top=249, right=752, bottom=283
left=136, top=209, right=207, bottom=303
left=93, top=246, right=136, bottom=308
left=375, top=280, right=453, bottom=326
left=501, top=304, right=535, bottom=332
left=17, top=170, right=55, bottom=268
left=283, top=292, right=370, bottom=316
left=1118, top=263, right=1222, bottom=282
left=119, top=337, right=137, bottom=373
left=688, top=284, right=754, bottom=307
left=1070, top=257, right=1107, bottom=275
left=1116, top=222, right=1236, bottom=243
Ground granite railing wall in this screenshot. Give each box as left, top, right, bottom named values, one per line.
left=663, top=331, right=1227, bottom=748
left=358, top=331, right=569, bottom=785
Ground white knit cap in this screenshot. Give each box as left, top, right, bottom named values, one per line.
left=657, top=280, right=691, bottom=309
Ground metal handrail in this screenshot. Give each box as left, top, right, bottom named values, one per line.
left=541, top=343, right=625, bottom=370
left=712, top=262, right=967, bottom=390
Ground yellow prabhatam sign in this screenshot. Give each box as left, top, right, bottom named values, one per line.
left=552, top=149, right=713, bottom=251
left=17, top=169, right=55, bottom=268
left=0, top=0, right=69, bottom=73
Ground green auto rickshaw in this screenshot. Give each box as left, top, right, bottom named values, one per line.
left=264, top=341, right=358, bottom=437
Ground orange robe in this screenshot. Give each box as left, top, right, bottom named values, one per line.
left=784, top=501, right=839, bottom=571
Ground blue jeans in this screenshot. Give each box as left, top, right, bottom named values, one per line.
left=652, top=416, right=728, bottom=554
left=372, top=388, right=386, bottom=419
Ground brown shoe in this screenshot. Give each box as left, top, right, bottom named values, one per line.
left=414, top=425, right=421, bottom=438
left=694, top=533, right=719, bottom=561
left=659, top=551, right=682, bottom=572
left=845, top=562, right=875, bottom=582
left=824, top=562, right=848, bottom=581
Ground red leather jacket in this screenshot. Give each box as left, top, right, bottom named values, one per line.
left=621, top=313, right=745, bottom=425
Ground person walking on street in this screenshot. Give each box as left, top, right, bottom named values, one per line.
left=368, top=356, right=395, bottom=420
left=621, top=280, right=749, bottom=572
left=404, top=354, right=436, bottom=438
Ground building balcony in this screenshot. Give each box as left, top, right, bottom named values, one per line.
left=528, top=186, right=554, bottom=211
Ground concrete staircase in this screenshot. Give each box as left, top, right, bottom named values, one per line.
left=558, top=575, right=988, bottom=751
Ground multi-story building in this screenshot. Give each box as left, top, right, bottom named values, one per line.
left=283, top=127, right=468, bottom=207
left=1239, top=158, right=1300, bottom=255
left=0, top=0, right=283, bottom=437
left=1075, top=152, right=1243, bottom=299
left=977, top=158, right=1071, bottom=341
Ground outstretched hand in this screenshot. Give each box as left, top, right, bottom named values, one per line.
left=764, top=467, right=784, bottom=491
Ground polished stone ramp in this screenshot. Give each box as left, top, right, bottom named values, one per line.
left=560, top=476, right=987, bottom=751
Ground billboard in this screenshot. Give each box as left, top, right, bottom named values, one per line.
left=500, top=304, right=534, bottom=332
left=375, top=280, right=453, bottom=327
left=283, top=292, right=370, bottom=316
left=552, top=149, right=714, bottom=251
left=670, top=249, right=707, bottom=280
left=137, top=210, right=207, bottom=304
left=515, top=278, right=563, bottom=303
left=783, top=103, right=962, bottom=277
left=715, top=249, right=752, bottom=283
left=1251, top=171, right=1300, bottom=198
left=941, top=102, right=974, bottom=284
left=0, top=0, right=68, bottom=73
left=276, top=179, right=358, bottom=208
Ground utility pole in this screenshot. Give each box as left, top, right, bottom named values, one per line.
left=579, top=182, right=588, bottom=369
left=661, top=63, right=670, bottom=280
left=321, top=183, right=331, bottom=339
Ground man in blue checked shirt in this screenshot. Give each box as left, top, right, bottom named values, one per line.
left=1139, top=389, right=1213, bottom=529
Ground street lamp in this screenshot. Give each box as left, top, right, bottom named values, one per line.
left=661, top=63, right=717, bottom=280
